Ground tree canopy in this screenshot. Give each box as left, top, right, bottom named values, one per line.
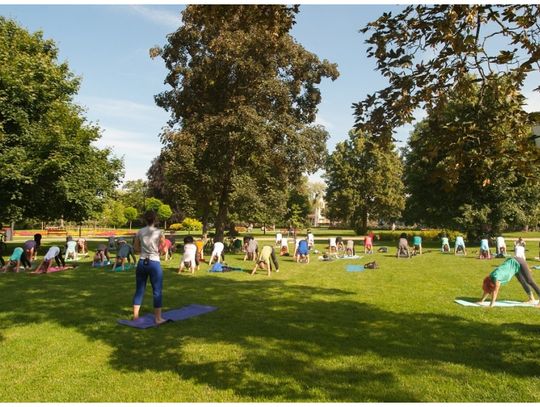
left=354, top=5, right=540, bottom=144
left=0, top=17, right=123, bottom=223
left=152, top=5, right=338, bottom=239
left=403, top=76, right=540, bottom=237
left=325, top=130, right=405, bottom=234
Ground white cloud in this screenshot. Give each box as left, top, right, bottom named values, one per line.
left=129, top=5, right=180, bottom=29
left=94, top=126, right=162, bottom=160
left=78, top=96, right=162, bottom=120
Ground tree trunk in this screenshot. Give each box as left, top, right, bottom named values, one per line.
left=129, top=220, right=132, bottom=230
left=214, top=189, right=230, bottom=242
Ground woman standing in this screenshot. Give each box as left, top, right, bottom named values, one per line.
left=133, top=211, right=166, bottom=325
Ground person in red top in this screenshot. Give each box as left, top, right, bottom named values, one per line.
left=364, top=235, right=374, bottom=254
left=159, top=238, right=173, bottom=261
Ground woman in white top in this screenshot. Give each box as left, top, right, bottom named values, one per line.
left=133, top=211, right=166, bottom=325
left=178, top=235, right=198, bottom=274
left=208, top=241, right=225, bottom=265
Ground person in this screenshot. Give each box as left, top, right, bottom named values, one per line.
left=178, top=235, right=198, bottom=274
left=159, top=237, right=173, bottom=261
left=95, top=243, right=111, bottom=264
left=251, top=245, right=280, bottom=276
left=336, top=236, right=345, bottom=252
left=478, top=256, right=540, bottom=307
left=412, top=235, right=423, bottom=255
left=275, top=232, right=282, bottom=247
left=244, top=236, right=258, bottom=261
left=280, top=237, right=289, bottom=256
left=76, top=237, right=88, bottom=256
left=2, top=247, right=24, bottom=272
left=346, top=239, right=355, bottom=256
left=112, top=239, right=136, bottom=271
left=295, top=238, right=310, bottom=263
left=23, top=233, right=42, bottom=263
left=454, top=235, right=467, bottom=255
left=132, top=210, right=166, bottom=325
left=479, top=236, right=491, bottom=259
left=441, top=235, right=450, bottom=253
left=363, top=235, right=373, bottom=254
left=495, top=235, right=507, bottom=257
left=35, top=246, right=65, bottom=273
left=65, top=236, right=78, bottom=261
left=396, top=233, right=410, bottom=258
left=515, top=237, right=526, bottom=260
left=195, top=237, right=205, bottom=263
left=208, top=240, right=225, bottom=265
left=0, top=234, right=6, bottom=267
left=307, top=230, right=315, bottom=250
left=328, top=237, right=337, bottom=254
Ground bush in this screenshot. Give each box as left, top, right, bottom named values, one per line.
left=181, top=218, right=203, bottom=232
left=169, top=223, right=182, bottom=231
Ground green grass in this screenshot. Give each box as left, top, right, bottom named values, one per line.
left=1, top=238, right=540, bottom=401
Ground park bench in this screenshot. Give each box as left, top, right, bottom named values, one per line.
left=46, top=227, right=67, bottom=237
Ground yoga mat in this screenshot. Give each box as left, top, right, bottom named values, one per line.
left=346, top=265, right=365, bottom=272
left=30, top=266, right=73, bottom=274
left=454, top=299, right=539, bottom=307
left=93, top=261, right=111, bottom=267
left=532, top=265, right=540, bottom=270
left=118, top=304, right=218, bottom=329
left=112, top=264, right=134, bottom=272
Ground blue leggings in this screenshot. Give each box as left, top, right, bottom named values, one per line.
left=133, top=259, right=163, bottom=308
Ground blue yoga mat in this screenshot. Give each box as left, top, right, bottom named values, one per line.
left=117, top=304, right=218, bottom=329
left=346, top=265, right=365, bottom=272
left=112, top=264, right=134, bottom=272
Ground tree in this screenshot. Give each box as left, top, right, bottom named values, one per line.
left=325, top=130, right=405, bottom=234
left=102, top=199, right=127, bottom=229
left=145, top=197, right=164, bottom=213
left=152, top=5, right=338, bottom=240
left=124, top=207, right=138, bottom=230
left=157, top=204, right=173, bottom=230
left=403, top=77, right=540, bottom=237
left=0, top=17, right=123, bottom=224
left=118, top=180, right=148, bottom=214
left=354, top=5, right=540, bottom=144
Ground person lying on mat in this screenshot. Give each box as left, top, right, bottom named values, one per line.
left=112, top=239, right=136, bottom=271
left=36, top=246, right=65, bottom=273
left=251, top=245, right=280, bottom=276
left=478, top=256, right=540, bottom=307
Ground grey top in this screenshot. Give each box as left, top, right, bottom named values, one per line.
left=136, top=226, right=163, bottom=262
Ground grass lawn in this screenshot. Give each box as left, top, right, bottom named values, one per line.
left=1, top=238, right=540, bottom=402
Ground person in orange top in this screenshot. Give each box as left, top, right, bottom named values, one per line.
left=195, top=238, right=205, bottom=263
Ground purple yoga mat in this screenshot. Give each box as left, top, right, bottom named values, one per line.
left=117, top=304, right=218, bottom=329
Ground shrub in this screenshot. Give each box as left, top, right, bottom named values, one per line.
left=181, top=218, right=203, bottom=231
left=169, top=223, right=182, bottom=231
left=376, top=230, right=461, bottom=242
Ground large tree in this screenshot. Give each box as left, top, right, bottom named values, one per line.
left=0, top=17, right=122, bottom=224
left=325, top=130, right=405, bottom=234
left=354, top=5, right=540, bottom=144
left=152, top=5, right=338, bottom=240
left=403, top=77, right=540, bottom=237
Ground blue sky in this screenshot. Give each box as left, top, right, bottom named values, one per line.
left=1, top=4, right=539, bottom=183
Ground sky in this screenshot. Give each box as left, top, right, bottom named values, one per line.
left=1, top=4, right=539, bottom=183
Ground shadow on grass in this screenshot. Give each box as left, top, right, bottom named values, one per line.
left=1, top=269, right=540, bottom=401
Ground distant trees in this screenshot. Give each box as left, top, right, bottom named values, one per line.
left=152, top=5, right=338, bottom=240
left=325, top=130, right=405, bottom=234
left=0, top=17, right=123, bottom=225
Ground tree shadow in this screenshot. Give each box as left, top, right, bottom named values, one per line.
left=1, top=269, right=540, bottom=401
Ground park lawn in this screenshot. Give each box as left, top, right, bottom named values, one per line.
left=1, top=239, right=540, bottom=402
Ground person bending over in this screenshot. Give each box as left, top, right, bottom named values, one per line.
left=251, top=245, right=280, bottom=276
left=178, top=235, right=198, bottom=274
left=35, top=246, right=65, bottom=273
left=295, top=239, right=310, bottom=263
left=2, top=247, right=24, bottom=273
left=113, top=239, right=136, bottom=271
left=478, top=256, right=540, bottom=307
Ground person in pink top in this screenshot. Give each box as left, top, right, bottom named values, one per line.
left=364, top=235, right=373, bottom=254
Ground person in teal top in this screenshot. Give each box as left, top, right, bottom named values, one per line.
left=478, top=257, right=540, bottom=307
left=412, top=235, right=422, bottom=255
left=2, top=247, right=24, bottom=273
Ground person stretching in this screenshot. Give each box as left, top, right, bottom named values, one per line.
left=478, top=256, right=540, bottom=307
left=35, top=246, right=65, bottom=273
left=133, top=211, right=166, bottom=325
left=251, top=245, right=280, bottom=276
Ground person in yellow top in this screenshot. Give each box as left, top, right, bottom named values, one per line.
left=251, top=245, right=279, bottom=276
